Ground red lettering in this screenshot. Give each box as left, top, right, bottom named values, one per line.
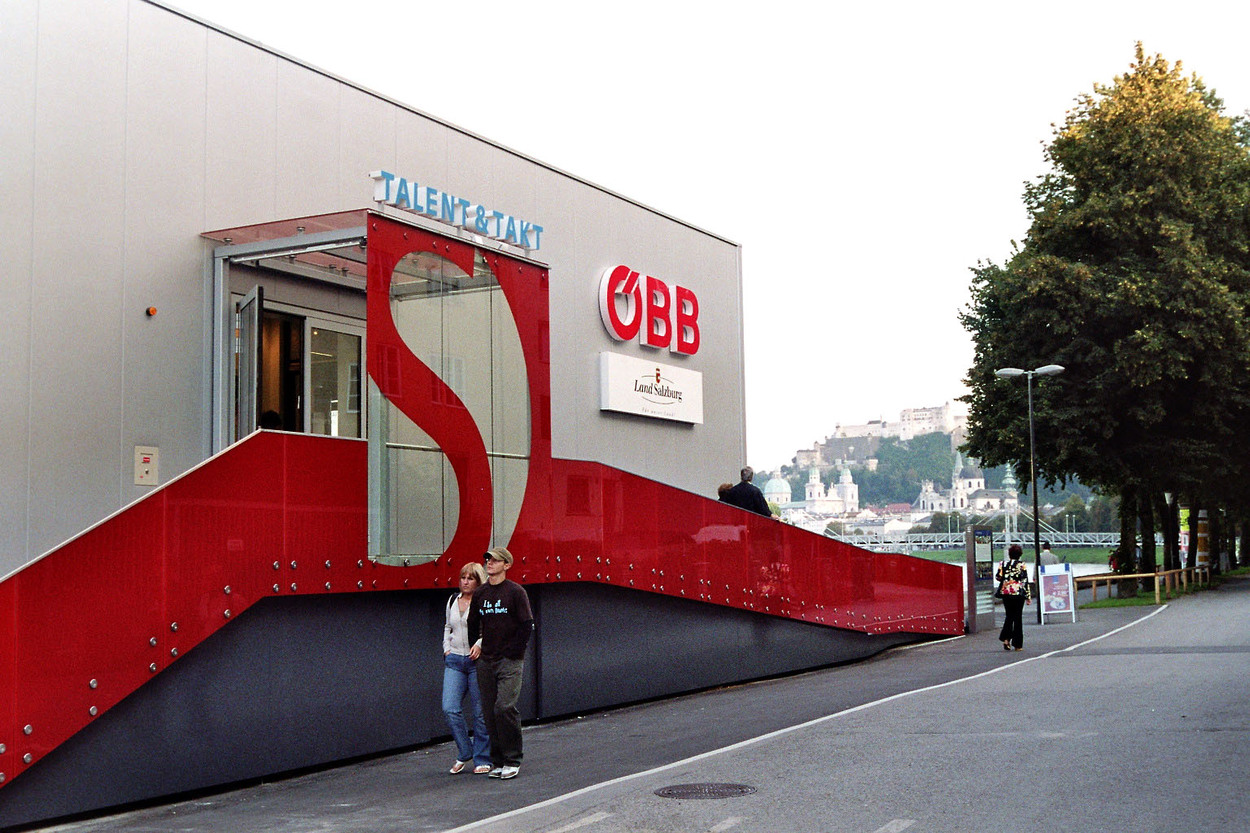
left=599, top=265, right=641, bottom=341
left=643, top=275, right=671, bottom=349
left=599, top=264, right=701, bottom=355
left=673, top=285, right=700, bottom=355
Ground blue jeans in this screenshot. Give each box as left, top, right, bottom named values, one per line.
left=442, top=653, right=490, bottom=766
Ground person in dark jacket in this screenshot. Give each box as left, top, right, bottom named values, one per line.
left=468, top=547, right=534, bottom=780
left=722, top=466, right=772, bottom=517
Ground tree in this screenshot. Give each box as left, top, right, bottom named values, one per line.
left=961, top=45, right=1250, bottom=560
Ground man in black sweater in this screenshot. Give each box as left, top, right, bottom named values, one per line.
left=468, top=547, right=534, bottom=779
left=723, top=466, right=772, bottom=517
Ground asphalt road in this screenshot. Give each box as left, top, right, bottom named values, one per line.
left=30, top=577, right=1250, bottom=833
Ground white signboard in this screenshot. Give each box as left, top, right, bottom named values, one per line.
left=1039, top=562, right=1077, bottom=623
left=599, top=352, right=703, bottom=424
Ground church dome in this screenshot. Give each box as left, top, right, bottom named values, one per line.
left=763, top=477, right=792, bottom=502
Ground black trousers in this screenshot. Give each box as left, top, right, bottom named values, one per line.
left=999, top=595, right=1026, bottom=648
left=476, top=655, right=525, bottom=766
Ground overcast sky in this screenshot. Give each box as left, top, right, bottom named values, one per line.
left=166, top=0, right=1250, bottom=470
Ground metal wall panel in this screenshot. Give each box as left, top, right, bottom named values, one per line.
left=121, top=0, right=211, bottom=512
left=0, top=0, right=38, bottom=574
left=274, top=60, right=342, bottom=219
left=204, top=28, right=278, bottom=225
left=338, top=86, right=398, bottom=205
left=26, top=0, right=130, bottom=562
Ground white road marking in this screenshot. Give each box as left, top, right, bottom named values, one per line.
left=444, top=608, right=1164, bottom=833
left=545, top=811, right=612, bottom=833
left=870, top=820, right=915, bottom=833
left=709, top=818, right=742, bottom=832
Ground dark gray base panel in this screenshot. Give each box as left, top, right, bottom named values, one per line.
left=0, top=584, right=912, bottom=829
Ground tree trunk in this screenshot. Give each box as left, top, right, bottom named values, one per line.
left=1155, top=492, right=1178, bottom=571
left=1116, top=483, right=1137, bottom=596
left=1138, top=490, right=1157, bottom=580
left=1188, top=500, right=1202, bottom=573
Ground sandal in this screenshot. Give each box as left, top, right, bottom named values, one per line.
left=450, top=760, right=469, bottom=774
left=473, top=764, right=493, bottom=774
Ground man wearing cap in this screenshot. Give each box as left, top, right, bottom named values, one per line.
left=468, top=547, right=534, bottom=780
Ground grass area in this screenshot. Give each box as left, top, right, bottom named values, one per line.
left=915, top=547, right=1115, bottom=566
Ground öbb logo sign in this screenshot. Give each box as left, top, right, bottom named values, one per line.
left=598, top=265, right=700, bottom=356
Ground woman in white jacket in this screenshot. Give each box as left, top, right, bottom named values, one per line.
left=443, top=562, right=492, bottom=773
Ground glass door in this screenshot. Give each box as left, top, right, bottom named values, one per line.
left=235, top=285, right=263, bottom=439
left=305, top=318, right=364, bottom=438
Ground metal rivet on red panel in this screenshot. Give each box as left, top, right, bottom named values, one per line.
left=357, top=581, right=363, bottom=589
left=170, top=622, right=178, bottom=632
left=555, top=555, right=560, bottom=562
left=149, top=663, right=157, bottom=673
left=22, top=726, right=31, bottom=736
left=358, top=560, right=364, bottom=568
left=0, top=774, right=5, bottom=784
left=324, top=583, right=331, bottom=590
left=0, top=744, right=5, bottom=753
left=224, top=610, right=232, bottom=619
left=577, top=572, right=582, bottom=579
left=89, top=679, right=98, bottom=689
left=290, top=561, right=298, bottom=569
left=403, top=579, right=408, bottom=587
left=290, top=583, right=298, bottom=592
left=170, top=648, right=178, bottom=657
left=325, top=561, right=332, bottom=569
left=89, top=706, right=97, bottom=716
left=23, top=754, right=31, bottom=764
left=273, top=562, right=280, bottom=570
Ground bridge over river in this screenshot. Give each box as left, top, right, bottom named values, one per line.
left=828, top=530, right=1125, bottom=553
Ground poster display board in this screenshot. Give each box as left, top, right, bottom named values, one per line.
left=1039, top=562, right=1076, bottom=623
left=966, top=526, right=996, bottom=633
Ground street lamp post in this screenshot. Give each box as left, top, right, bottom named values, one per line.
left=995, top=364, right=1065, bottom=624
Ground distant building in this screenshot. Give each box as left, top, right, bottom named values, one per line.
left=794, top=402, right=967, bottom=471
left=803, top=466, right=859, bottom=515
left=763, top=476, right=792, bottom=506
left=914, top=453, right=1018, bottom=515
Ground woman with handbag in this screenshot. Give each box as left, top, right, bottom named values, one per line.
left=443, top=562, right=492, bottom=774
left=996, top=543, right=1032, bottom=651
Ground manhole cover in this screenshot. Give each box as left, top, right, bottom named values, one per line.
left=654, top=783, right=757, bottom=800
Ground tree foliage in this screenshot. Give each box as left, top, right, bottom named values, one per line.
left=961, top=45, right=1250, bottom=562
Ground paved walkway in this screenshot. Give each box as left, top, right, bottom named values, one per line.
left=32, top=578, right=1250, bottom=833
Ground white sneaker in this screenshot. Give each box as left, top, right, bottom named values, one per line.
left=499, top=766, right=519, bottom=780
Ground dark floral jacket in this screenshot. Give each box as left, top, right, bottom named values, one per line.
left=996, top=558, right=1032, bottom=600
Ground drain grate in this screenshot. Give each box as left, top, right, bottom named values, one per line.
left=654, top=783, right=757, bottom=800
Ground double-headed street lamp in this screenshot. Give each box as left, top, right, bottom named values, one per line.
left=994, top=364, right=1065, bottom=624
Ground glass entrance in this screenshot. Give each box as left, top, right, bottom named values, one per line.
left=232, top=297, right=365, bottom=441
left=307, top=320, right=363, bottom=438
